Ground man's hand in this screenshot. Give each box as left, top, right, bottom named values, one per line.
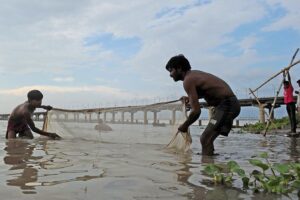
left=180, top=96, right=191, bottom=111
left=44, top=105, right=53, bottom=111
left=48, top=132, right=61, bottom=140
left=178, top=123, right=189, bottom=133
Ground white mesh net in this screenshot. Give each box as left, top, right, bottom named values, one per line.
left=43, top=100, right=192, bottom=152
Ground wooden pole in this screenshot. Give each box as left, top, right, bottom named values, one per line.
left=251, top=57, right=300, bottom=94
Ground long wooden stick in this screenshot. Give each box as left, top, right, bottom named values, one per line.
left=263, top=81, right=284, bottom=136
left=251, top=58, right=300, bottom=94
left=263, top=48, right=299, bottom=136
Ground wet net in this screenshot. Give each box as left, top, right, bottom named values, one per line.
left=43, top=100, right=192, bottom=152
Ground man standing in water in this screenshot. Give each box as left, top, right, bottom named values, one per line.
left=6, top=90, right=61, bottom=139
left=165, top=54, right=240, bottom=155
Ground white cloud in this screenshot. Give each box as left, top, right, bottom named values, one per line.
left=53, top=77, right=75, bottom=82
left=263, top=0, right=300, bottom=32
left=0, top=85, right=131, bottom=97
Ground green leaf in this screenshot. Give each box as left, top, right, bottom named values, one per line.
left=251, top=170, right=265, bottom=181
left=204, top=164, right=221, bottom=176
left=292, top=180, right=300, bottom=189
left=273, top=163, right=290, bottom=174
left=227, top=161, right=239, bottom=170
left=249, top=159, right=269, bottom=171
left=267, top=177, right=281, bottom=187
left=260, top=152, right=268, bottom=159
left=232, top=168, right=246, bottom=177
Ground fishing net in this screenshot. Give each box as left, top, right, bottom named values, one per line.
left=43, top=100, right=192, bottom=152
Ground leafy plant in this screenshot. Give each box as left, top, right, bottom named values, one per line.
left=203, top=153, right=300, bottom=196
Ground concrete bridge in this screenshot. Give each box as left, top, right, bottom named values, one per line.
left=0, top=96, right=290, bottom=125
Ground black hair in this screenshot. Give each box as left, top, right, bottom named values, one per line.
left=165, top=54, right=191, bottom=72
left=283, top=80, right=290, bottom=85
left=27, top=90, right=43, bottom=101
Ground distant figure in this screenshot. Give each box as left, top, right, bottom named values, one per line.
left=165, top=54, right=240, bottom=155
left=283, top=71, right=297, bottom=135
left=6, top=90, right=61, bottom=139
left=94, top=119, right=112, bottom=132
left=295, top=79, right=300, bottom=114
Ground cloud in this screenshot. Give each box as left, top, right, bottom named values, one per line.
left=0, top=85, right=131, bottom=96
left=53, top=77, right=75, bottom=82
left=263, top=0, right=300, bottom=32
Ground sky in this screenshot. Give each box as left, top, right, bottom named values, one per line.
left=0, top=0, right=300, bottom=116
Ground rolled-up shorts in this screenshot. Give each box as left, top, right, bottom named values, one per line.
left=6, top=118, right=30, bottom=139
left=204, top=96, right=240, bottom=137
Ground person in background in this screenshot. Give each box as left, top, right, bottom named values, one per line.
left=165, top=54, right=240, bottom=155
left=6, top=90, right=61, bottom=139
left=295, top=79, right=300, bottom=114
left=283, top=71, right=297, bottom=135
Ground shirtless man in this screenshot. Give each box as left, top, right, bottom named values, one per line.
left=166, top=54, right=240, bottom=155
left=6, top=90, right=61, bottom=139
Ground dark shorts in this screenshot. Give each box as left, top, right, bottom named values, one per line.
left=202, top=96, right=240, bottom=139
left=6, top=118, right=30, bottom=139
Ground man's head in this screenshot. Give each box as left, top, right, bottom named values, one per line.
left=165, top=54, right=191, bottom=81
left=27, top=90, right=43, bottom=107
left=297, top=79, right=300, bottom=86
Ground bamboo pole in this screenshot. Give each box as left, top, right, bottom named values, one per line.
left=251, top=58, right=300, bottom=94
left=263, top=81, right=283, bottom=136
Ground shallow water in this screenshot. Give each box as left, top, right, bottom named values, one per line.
left=1, top=121, right=300, bottom=200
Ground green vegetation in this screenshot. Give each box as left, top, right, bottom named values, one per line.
left=203, top=153, right=300, bottom=196
left=242, top=117, right=291, bottom=133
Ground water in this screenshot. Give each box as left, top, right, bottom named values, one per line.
left=1, top=121, right=300, bottom=200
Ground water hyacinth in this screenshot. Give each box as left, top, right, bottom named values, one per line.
left=203, top=153, right=300, bottom=196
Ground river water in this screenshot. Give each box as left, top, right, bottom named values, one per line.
left=0, top=121, right=299, bottom=200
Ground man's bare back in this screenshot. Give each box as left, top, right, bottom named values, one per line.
left=183, top=70, right=235, bottom=106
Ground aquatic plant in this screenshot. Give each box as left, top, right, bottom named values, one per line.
left=242, top=117, right=293, bottom=133
left=203, top=153, right=300, bottom=196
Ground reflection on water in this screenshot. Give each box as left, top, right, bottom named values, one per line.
left=4, top=139, right=38, bottom=194
left=1, top=122, right=300, bottom=199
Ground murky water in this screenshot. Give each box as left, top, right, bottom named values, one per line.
left=1, top=121, right=299, bottom=200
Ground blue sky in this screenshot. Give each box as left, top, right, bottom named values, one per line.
left=0, top=0, right=300, bottom=116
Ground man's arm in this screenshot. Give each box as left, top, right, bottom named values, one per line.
left=178, top=82, right=201, bottom=132
left=25, top=112, right=60, bottom=139
left=287, top=71, right=292, bottom=83
left=38, top=105, right=53, bottom=111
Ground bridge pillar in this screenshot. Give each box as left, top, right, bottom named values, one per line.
left=97, top=112, right=100, bottom=120
left=268, top=108, right=274, bottom=121
left=198, top=120, right=202, bottom=126
left=121, top=112, right=124, bottom=123
left=104, top=112, right=107, bottom=122
left=208, top=107, right=214, bottom=120
left=153, top=111, right=157, bottom=124
left=259, top=106, right=265, bottom=123
left=236, top=120, right=240, bottom=127
left=130, top=112, right=134, bottom=123
left=89, top=113, right=92, bottom=122
left=172, top=110, right=176, bottom=125
left=112, top=112, right=115, bottom=123
left=65, top=114, right=68, bottom=121
left=144, top=110, right=148, bottom=124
